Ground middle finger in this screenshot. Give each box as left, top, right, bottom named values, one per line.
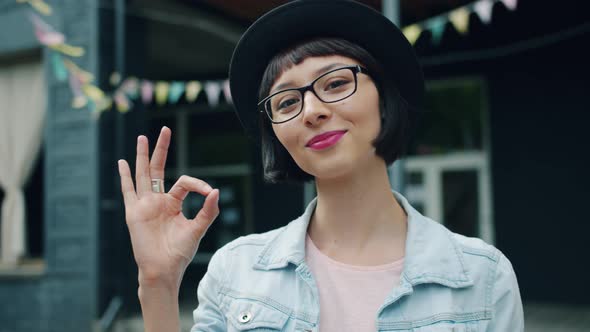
left=149, top=126, right=171, bottom=181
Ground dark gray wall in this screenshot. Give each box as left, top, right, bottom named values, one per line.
left=417, top=0, right=590, bottom=304
left=487, top=33, right=590, bottom=304
left=0, top=0, right=100, bottom=331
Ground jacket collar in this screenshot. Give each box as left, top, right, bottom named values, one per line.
left=253, top=191, right=473, bottom=288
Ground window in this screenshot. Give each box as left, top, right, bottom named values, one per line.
left=403, top=78, right=494, bottom=243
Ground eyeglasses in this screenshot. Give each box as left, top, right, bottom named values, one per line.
left=258, top=65, right=370, bottom=124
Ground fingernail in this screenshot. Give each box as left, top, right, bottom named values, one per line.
left=215, top=189, right=219, bottom=204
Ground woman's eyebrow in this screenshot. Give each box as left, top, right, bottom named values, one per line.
left=270, top=62, right=350, bottom=94
left=312, top=62, right=348, bottom=76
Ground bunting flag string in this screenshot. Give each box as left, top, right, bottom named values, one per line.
left=402, top=0, right=518, bottom=45
left=23, top=0, right=520, bottom=114
left=18, top=0, right=234, bottom=117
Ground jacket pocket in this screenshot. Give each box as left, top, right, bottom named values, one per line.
left=226, top=298, right=290, bottom=331
left=411, top=321, right=476, bottom=332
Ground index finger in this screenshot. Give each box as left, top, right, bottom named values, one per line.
left=149, top=126, right=171, bottom=180
left=118, top=159, right=137, bottom=205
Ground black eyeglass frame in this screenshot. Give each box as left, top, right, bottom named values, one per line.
left=258, top=65, right=370, bottom=124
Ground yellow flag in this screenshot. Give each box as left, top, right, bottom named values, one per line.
left=30, top=0, right=52, bottom=15
left=185, top=81, right=202, bottom=102
left=449, top=8, right=470, bottom=34
left=94, top=96, right=113, bottom=113
left=402, top=24, right=422, bottom=45
left=155, top=81, right=170, bottom=106
left=83, top=84, right=105, bottom=101
left=114, top=92, right=131, bottom=113
left=72, top=95, right=88, bottom=109
left=18, top=0, right=52, bottom=15
left=49, top=43, right=85, bottom=57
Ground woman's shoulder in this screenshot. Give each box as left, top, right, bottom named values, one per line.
left=448, top=230, right=518, bottom=287
left=206, top=223, right=291, bottom=269
left=224, top=226, right=287, bottom=252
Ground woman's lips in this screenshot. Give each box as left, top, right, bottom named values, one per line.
left=306, top=130, right=347, bottom=150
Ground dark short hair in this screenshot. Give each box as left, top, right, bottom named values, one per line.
left=258, top=38, right=414, bottom=184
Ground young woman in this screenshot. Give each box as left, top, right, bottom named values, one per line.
left=117, top=1, right=524, bottom=331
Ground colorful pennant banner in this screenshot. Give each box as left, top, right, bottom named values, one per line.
left=19, top=0, right=233, bottom=117
left=402, top=0, right=518, bottom=45
left=23, top=0, right=519, bottom=115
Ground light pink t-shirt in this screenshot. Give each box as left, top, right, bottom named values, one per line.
left=305, top=235, right=404, bottom=332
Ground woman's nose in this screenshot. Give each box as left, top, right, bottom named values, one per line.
left=301, top=90, right=331, bottom=126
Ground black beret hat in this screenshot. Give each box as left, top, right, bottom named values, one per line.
left=229, top=0, right=424, bottom=138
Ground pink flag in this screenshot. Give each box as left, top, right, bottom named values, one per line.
left=141, top=80, right=154, bottom=104
left=500, top=0, right=518, bottom=11
left=29, top=13, right=64, bottom=46
left=222, top=79, right=232, bottom=104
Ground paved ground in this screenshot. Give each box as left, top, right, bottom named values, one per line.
left=111, top=302, right=590, bottom=331
left=524, top=302, right=590, bottom=332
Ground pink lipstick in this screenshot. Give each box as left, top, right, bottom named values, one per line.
left=306, top=130, right=347, bottom=150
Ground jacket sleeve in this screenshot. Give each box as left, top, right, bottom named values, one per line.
left=487, top=253, right=524, bottom=332
left=190, top=248, right=228, bottom=332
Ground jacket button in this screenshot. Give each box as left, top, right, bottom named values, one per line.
left=238, top=311, right=252, bottom=323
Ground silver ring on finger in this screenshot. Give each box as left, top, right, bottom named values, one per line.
left=151, top=179, right=165, bottom=193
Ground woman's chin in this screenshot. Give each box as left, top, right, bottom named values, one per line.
left=303, top=162, right=357, bottom=182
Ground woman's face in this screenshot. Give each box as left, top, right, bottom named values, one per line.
left=269, top=55, right=383, bottom=180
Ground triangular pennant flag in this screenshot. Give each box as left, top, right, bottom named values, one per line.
left=473, top=0, right=494, bottom=24
left=72, top=95, right=88, bottom=109
left=155, top=81, right=170, bottom=106
left=49, top=43, right=85, bottom=57
left=141, top=80, right=154, bottom=104
left=90, top=95, right=113, bottom=119
left=500, top=0, right=518, bottom=11
left=114, top=91, right=131, bottom=113
left=95, top=96, right=113, bottom=113
left=82, top=84, right=105, bottom=102
left=168, top=81, right=186, bottom=104
left=402, top=24, right=423, bottom=45
left=68, top=73, right=87, bottom=109
left=29, top=12, right=64, bottom=46
left=20, top=0, right=53, bottom=15
left=63, top=59, right=94, bottom=83
left=110, top=72, right=121, bottom=86
left=50, top=52, right=67, bottom=82
left=449, top=7, right=470, bottom=34
left=222, top=80, right=232, bottom=104
left=204, top=81, right=222, bottom=108
left=121, top=77, right=139, bottom=99
left=185, top=81, right=202, bottom=102
left=426, top=16, right=447, bottom=45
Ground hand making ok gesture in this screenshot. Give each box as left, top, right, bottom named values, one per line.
left=117, top=126, right=219, bottom=290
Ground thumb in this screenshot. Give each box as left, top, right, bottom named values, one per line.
left=191, top=189, right=220, bottom=239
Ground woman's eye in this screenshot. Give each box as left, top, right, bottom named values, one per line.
left=278, top=98, right=299, bottom=111
left=325, top=79, right=350, bottom=90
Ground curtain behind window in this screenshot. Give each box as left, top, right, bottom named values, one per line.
left=0, top=59, right=46, bottom=266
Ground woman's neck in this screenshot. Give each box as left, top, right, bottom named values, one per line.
left=308, top=160, right=408, bottom=266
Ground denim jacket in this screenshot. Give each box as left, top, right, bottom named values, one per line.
left=191, top=192, right=524, bottom=331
